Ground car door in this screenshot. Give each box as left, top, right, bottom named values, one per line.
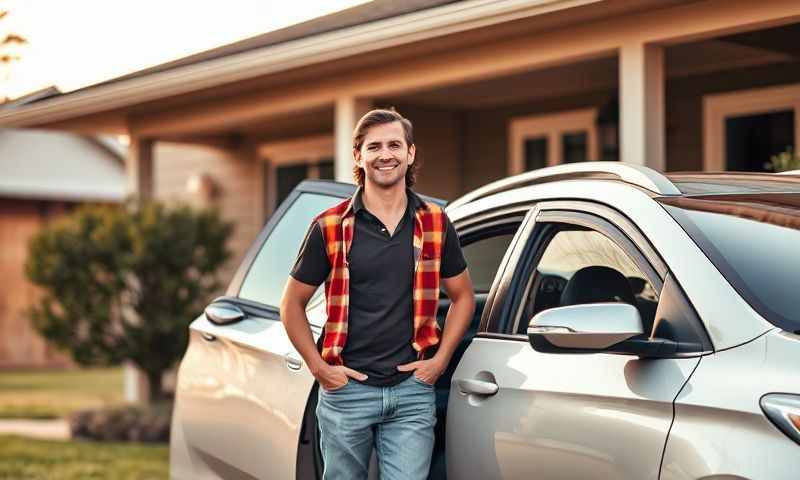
left=446, top=202, right=707, bottom=480
left=170, top=181, right=353, bottom=480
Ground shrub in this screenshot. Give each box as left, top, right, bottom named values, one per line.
left=26, top=200, right=233, bottom=401
left=68, top=402, right=173, bottom=443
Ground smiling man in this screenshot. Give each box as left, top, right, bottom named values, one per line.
left=281, top=108, right=475, bottom=480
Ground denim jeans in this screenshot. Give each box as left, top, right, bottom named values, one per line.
left=316, top=374, right=437, bottom=480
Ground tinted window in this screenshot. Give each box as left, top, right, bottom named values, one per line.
left=238, top=193, right=341, bottom=307
left=517, top=226, right=658, bottom=334
left=461, top=233, right=515, bottom=293
left=660, top=193, right=800, bottom=333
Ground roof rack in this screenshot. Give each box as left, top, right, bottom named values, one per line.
left=448, top=162, right=681, bottom=209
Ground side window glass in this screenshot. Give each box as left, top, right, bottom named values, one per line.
left=516, top=226, right=659, bottom=334
left=437, top=224, right=519, bottom=334
left=461, top=233, right=516, bottom=294
left=238, top=193, right=341, bottom=308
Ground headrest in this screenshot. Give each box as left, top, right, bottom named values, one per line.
left=560, top=266, right=636, bottom=307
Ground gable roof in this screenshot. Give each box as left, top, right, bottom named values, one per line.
left=0, top=129, right=127, bottom=202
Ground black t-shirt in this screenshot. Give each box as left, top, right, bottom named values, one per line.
left=290, top=189, right=466, bottom=386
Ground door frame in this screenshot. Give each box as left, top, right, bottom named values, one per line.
left=508, top=108, right=599, bottom=175
left=259, top=135, right=335, bottom=217
left=703, top=83, right=800, bottom=171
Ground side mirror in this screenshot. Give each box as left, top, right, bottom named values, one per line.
left=527, top=303, right=643, bottom=353
left=205, top=302, right=246, bottom=326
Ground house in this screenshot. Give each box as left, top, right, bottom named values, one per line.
left=0, top=127, right=127, bottom=367
left=0, top=0, right=797, bottom=275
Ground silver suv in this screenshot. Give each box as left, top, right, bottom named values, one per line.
left=170, top=163, right=800, bottom=480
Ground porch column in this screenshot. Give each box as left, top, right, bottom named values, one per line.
left=334, top=97, right=372, bottom=182
left=125, top=136, right=154, bottom=403
left=127, top=137, right=155, bottom=199
left=619, top=42, right=665, bottom=171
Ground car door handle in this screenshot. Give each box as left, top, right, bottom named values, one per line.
left=457, top=378, right=499, bottom=396
left=201, top=332, right=217, bottom=342
left=285, top=353, right=303, bottom=371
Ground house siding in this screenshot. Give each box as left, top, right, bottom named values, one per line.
left=153, top=142, right=263, bottom=285
left=0, top=199, right=72, bottom=368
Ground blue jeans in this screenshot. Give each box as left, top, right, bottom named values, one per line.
left=316, top=374, right=437, bottom=480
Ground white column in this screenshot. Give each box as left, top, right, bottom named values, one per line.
left=127, top=137, right=155, bottom=199
left=335, top=97, right=372, bottom=182
left=620, top=42, right=665, bottom=171
left=123, top=361, right=149, bottom=404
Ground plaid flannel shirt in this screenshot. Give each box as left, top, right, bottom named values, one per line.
left=315, top=191, right=446, bottom=366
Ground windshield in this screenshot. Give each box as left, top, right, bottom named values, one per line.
left=658, top=193, right=800, bottom=333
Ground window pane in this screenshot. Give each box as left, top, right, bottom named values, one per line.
left=239, top=193, right=341, bottom=308
left=277, top=164, right=309, bottom=207
left=519, top=228, right=658, bottom=333
left=725, top=110, right=794, bottom=172
left=524, top=137, right=548, bottom=171
left=562, top=131, right=588, bottom=164
left=461, top=233, right=516, bottom=293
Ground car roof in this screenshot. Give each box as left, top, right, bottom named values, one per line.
left=665, top=172, right=800, bottom=195
left=448, top=163, right=800, bottom=209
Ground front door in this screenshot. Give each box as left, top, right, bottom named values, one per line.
left=447, top=205, right=701, bottom=479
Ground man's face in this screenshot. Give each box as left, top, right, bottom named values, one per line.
left=355, top=121, right=415, bottom=189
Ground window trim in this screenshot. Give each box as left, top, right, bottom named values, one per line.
left=703, top=83, right=800, bottom=172
left=480, top=201, right=668, bottom=337
left=508, top=108, right=599, bottom=175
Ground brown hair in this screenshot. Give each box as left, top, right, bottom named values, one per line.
left=352, top=108, right=419, bottom=188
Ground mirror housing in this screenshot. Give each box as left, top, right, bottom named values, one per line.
left=528, top=303, right=644, bottom=353
left=205, top=302, right=246, bottom=326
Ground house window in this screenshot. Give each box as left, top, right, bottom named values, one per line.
left=508, top=109, right=599, bottom=175
left=259, top=136, right=334, bottom=220
left=704, top=83, right=800, bottom=172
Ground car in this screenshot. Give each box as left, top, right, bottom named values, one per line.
left=169, top=162, right=800, bottom=480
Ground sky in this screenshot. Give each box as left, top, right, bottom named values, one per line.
left=0, top=0, right=370, bottom=100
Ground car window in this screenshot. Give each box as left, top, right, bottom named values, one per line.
left=515, top=225, right=659, bottom=335
left=461, top=233, right=516, bottom=294
left=659, top=193, right=800, bottom=333
left=238, top=192, right=342, bottom=308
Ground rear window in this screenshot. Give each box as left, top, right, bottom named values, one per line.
left=659, top=193, right=800, bottom=333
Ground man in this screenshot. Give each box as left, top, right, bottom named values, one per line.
left=281, top=108, right=475, bottom=480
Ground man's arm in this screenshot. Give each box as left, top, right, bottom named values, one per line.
left=397, top=269, right=475, bottom=384
left=281, top=277, right=367, bottom=390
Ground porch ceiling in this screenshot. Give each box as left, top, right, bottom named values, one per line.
left=381, top=56, right=618, bottom=109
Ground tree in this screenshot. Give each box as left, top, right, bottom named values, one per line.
left=0, top=10, right=28, bottom=101
left=25, top=201, right=234, bottom=401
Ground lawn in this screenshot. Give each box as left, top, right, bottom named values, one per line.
left=0, top=435, right=168, bottom=480
left=0, top=368, right=124, bottom=419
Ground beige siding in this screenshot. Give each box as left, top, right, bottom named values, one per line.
left=0, top=199, right=72, bottom=368
left=388, top=104, right=462, bottom=201
left=154, top=142, right=263, bottom=285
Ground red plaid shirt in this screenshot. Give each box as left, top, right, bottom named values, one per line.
left=315, top=191, right=446, bottom=366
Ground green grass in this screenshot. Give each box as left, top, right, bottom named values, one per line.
left=0, top=435, right=167, bottom=480
left=0, top=368, right=125, bottom=419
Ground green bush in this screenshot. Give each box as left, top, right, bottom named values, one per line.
left=25, top=200, right=233, bottom=401
left=68, top=403, right=172, bottom=443
left=767, top=147, right=800, bottom=172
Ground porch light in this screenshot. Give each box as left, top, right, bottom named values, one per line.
left=596, top=96, right=619, bottom=161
